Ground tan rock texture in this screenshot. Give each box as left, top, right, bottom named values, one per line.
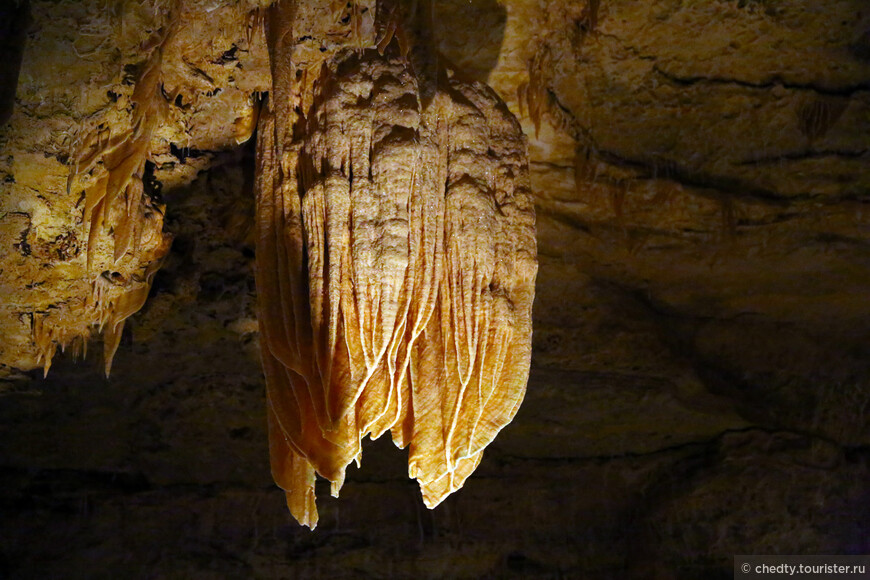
left=1, top=0, right=869, bottom=577
left=256, top=2, right=535, bottom=526
left=0, top=0, right=270, bottom=376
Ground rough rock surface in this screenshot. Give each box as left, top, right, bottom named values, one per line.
left=1, top=0, right=869, bottom=578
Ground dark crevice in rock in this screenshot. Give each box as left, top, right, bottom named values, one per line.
left=594, top=33, right=659, bottom=62
left=169, top=142, right=207, bottom=163
left=653, top=65, right=870, bottom=97
left=591, top=147, right=847, bottom=206
left=0, top=0, right=30, bottom=126
left=735, top=148, right=870, bottom=166
left=10, top=211, right=32, bottom=256
left=545, top=88, right=595, bottom=145
left=535, top=204, right=592, bottom=233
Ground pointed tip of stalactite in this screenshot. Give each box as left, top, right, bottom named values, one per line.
left=37, top=348, right=53, bottom=378
left=376, top=19, right=396, bottom=56
left=102, top=320, right=125, bottom=378
left=33, top=318, right=55, bottom=378
left=420, top=482, right=453, bottom=511
left=103, top=346, right=113, bottom=378
left=328, top=466, right=347, bottom=498
left=286, top=491, right=319, bottom=530
left=417, top=469, right=453, bottom=511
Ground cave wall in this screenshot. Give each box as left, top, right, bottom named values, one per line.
left=1, top=0, right=869, bottom=578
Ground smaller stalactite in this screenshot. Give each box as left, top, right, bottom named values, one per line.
left=33, top=14, right=176, bottom=377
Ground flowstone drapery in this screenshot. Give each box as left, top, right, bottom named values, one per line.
left=256, top=1, right=537, bottom=528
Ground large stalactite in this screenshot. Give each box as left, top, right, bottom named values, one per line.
left=256, top=1, right=536, bottom=527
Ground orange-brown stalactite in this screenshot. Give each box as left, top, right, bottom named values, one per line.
left=13, top=3, right=181, bottom=378
left=38, top=12, right=178, bottom=377
left=257, top=0, right=536, bottom=528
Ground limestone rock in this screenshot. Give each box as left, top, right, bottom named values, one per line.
left=256, top=5, right=536, bottom=525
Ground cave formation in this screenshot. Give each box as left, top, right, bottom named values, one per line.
left=1, top=0, right=870, bottom=577
left=256, top=1, right=536, bottom=527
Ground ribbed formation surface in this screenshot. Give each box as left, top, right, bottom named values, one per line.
left=255, top=49, right=536, bottom=528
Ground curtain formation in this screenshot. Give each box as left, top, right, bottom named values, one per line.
left=256, top=2, right=537, bottom=528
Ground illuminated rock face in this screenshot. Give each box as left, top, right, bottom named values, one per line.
left=0, top=0, right=268, bottom=378
left=256, top=44, right=536, bottom=527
